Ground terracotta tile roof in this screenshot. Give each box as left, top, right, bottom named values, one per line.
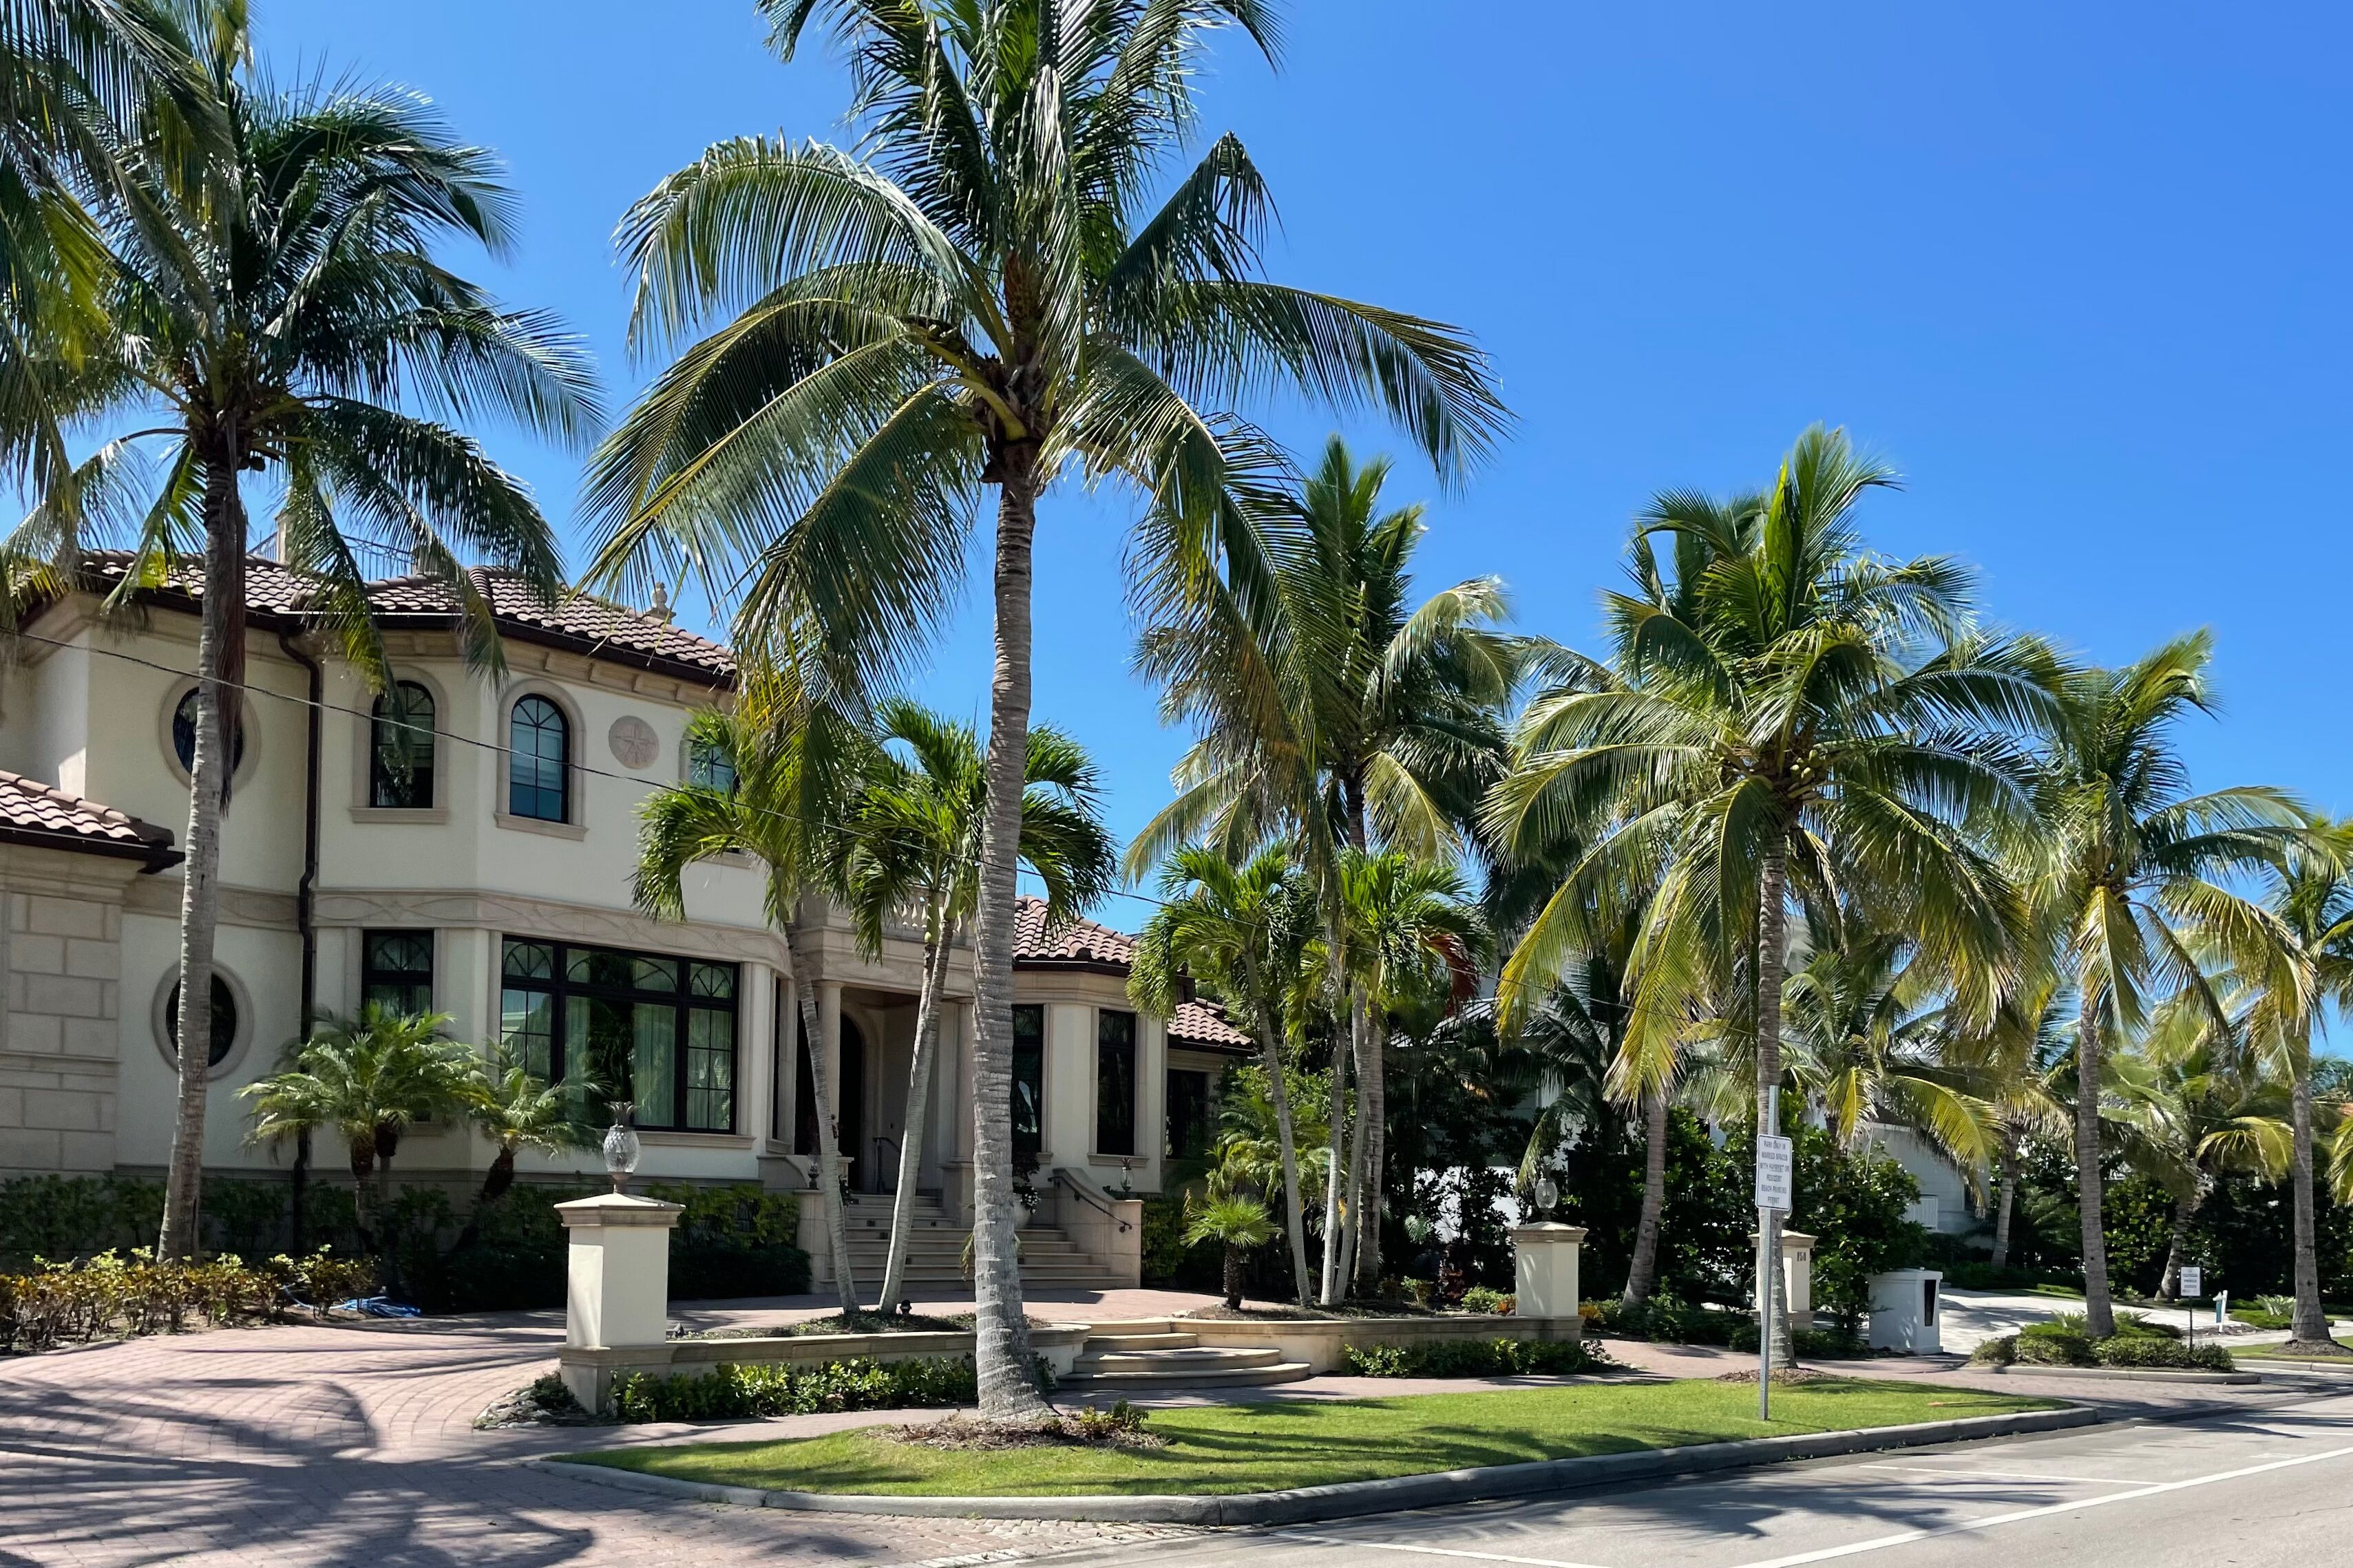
left=74, top=553, right=736, bottom=686
left=1011, top=896, right=1252, bottom=1052
left=0, top=770, right=178, bottom=867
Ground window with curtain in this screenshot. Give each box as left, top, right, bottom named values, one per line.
left=1012, top=1004, right=1044, bottom=1158
left=368, top=681, right=436, bottom=808
left=361, top=931, right=434, bottom=1015
left=496, top=937, right=737, bottom=1130
left=1096, top=1009, right=1137, bottom=1156
left=507, top=695, right=569, bottom=821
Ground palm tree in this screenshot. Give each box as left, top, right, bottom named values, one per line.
left=0, top=1, right=200, bottom=503
left=1487, top=425, right=2049, bottom=1359
left=2238, top=819, right=2353, bottom=1346
left=460, top=1045, right=602, bottom=1209
left=1132, top=436, right=1519, bottom=1297
left=12, top=3, right=598, bottom=1258
left=832, top=698, right=1115, bottom=1311
left=2029, top=633, right=2308, bottom=1335
left=635, top=673, right=870, bottom=1311
left=1130, top=843, right=1320, bottom=1302
left=240, top=1007, right=479, bottom=1256
left=582, top=1, right=1503, bottom=1418
left=1185, top=1191, right=1276, bottom=1311
left=1333, top=847, right=1481, bottom=1292
left=1781, top=927, right=2000, bottom=1184
left=2111, top=999, right=2292, bottom=1300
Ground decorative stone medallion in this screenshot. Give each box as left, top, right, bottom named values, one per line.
left=608, top=714, right=660, bottom=770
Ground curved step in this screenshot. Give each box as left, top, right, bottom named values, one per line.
left=1061, top=1360, right=1312, bottom=1390
left=1075, top=1346, right=1280, bottom=1373
left=1082, top=1332, right=1199, bottom=1353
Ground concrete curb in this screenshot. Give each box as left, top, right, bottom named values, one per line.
left=530, top=1405, right=2100, bottom=1525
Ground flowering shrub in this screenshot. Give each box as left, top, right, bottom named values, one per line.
left=0, top=1247, right=376, bottom=1353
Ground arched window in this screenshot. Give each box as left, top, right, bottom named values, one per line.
left=508, top=695, right=570, bottom=821
left=171, top=688, right=245, bottom=800
left=165, top=975, right=238, bottom=1069
left=369, top=681, right=436, bottom=809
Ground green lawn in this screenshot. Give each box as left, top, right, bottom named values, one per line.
left=2237, top=1339, right=2353, bottom=1362
left=562, top=1379, right=2060, bottom=1498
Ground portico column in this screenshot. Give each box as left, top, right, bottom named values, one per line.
left=777, top=972, right=798, bottom=1149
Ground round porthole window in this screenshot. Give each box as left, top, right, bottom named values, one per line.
left=165, top=976, right=238, bottom=1068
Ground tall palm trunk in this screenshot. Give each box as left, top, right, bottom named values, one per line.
left=2288, top=1057, right=2331, bottom=1344
left=1258, top=1004, right=1313, bottom=1305
left=878, top=925, right=951, bottom=1311
left=2157, top=1182, right=2205, bottom=1301
left=1624, top=1087, right=1669, bottom=1305
left=1990, top=1132, right=2019, bottom=1272
left=781, top=926, right=858, bottom=1312
left=1339, top=992, right=1373, bottom=1293
left=1317, top=977, right=1351, bottom=1305
left=158, top=448, right=244, bottom=1260
left=1755, top=834, right=1793, bottom=1364
left=2074, top=983, right=2115, bottom=1337
left=970, top=459, right=1043, bottom=1419
left=1355, top=1013, right=1389, bottom=1291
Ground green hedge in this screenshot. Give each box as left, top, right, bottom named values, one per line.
left=0, top=1247, right=375, bottom=1353
left=609, top=1355, right=979, bottom=1422
left=0, top=1174, right=807, bottom=1313
left=1342, top=1336, right=1607, bottom=1378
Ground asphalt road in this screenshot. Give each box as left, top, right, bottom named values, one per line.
left=1047, top=1385, right=2353, bottom=1568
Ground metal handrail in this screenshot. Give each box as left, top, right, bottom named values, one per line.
left=1052, top=1167, right=1133, bottom=1233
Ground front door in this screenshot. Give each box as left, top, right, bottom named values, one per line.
left=839, top=1015, right=868, bottom=1189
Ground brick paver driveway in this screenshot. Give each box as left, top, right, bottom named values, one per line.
left=0, top=1308, right=1179, bottom=1568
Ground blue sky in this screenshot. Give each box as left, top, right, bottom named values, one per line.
left=264, top=0, right=2352, bottom=918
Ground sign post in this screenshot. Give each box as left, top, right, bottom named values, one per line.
left=2179, top=1266, right=2202, bottom=1353
left=1754, top=1132, right=1794, bottom=1419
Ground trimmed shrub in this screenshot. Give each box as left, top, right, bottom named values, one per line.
left=1970, top=1334, right=2018, bottom=1366
left=1459, top=1286, right=1515, bottom=1316
left=607, top=1355, right=980, bottom=1422
left=1586, top=1294, right=1742, bottom=1346
left=1727, top=1322, right=1872, bottom=1359
left=1341, top=1336, right=1607, bottom=1378
left=2092, top=1336, right=2234, bottom=1371
left=2015, top=1324, right=2097, bottom=1366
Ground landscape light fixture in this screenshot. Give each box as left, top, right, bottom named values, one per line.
left=602, top=1103, right=641, bottom=1194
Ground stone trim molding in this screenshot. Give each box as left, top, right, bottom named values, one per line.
left=310, top=887, right=787, bottom=966
left=125, top=876, right=298, bottom=931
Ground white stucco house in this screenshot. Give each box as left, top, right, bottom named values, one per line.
left=0, top=553, right=1248, bottom=1286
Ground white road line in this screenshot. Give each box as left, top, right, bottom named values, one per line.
left=1268, top=1531, right=1613, bottom=1568
left=1849, top=1463, right=2129, bottom=1485
left=1724, top=1441, right=2353, bottom=1568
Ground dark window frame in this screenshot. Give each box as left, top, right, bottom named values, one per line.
left=1165, top=1067, right=1210, bottom=1161
left=507, top=695, right=571, bottom=822
left=1012, top=1003, right=1045, bottom=1158
left=166, top=975, right=238, bottom=1068
left=1096, top=1008, right=1137, bottom=1158
left=361, top=930, right=434, bottom=1017
left=687, top=736, right=737, bottom=794
left=368, top=681, right=437, bottom=809
left=496, top=936, right=738, bottom=1132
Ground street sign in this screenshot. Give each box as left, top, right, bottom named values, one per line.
left=1755, top=1134, right=1793, bottom=1212
left=2178, top=1266, right=2203, bottom=1297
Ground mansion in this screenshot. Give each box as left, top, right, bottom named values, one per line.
left=0, top=555, right=1249, bottom=1284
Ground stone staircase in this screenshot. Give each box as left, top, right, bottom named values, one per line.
left=834, top=1191, right=1122, bottom=1291
left=1059, top=1320, right=1311, bottom=1391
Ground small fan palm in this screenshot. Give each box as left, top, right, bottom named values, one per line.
left=1185, top=1191, right=1276, bottom=1311
left=463, top=1046, right=602, bottom=1208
